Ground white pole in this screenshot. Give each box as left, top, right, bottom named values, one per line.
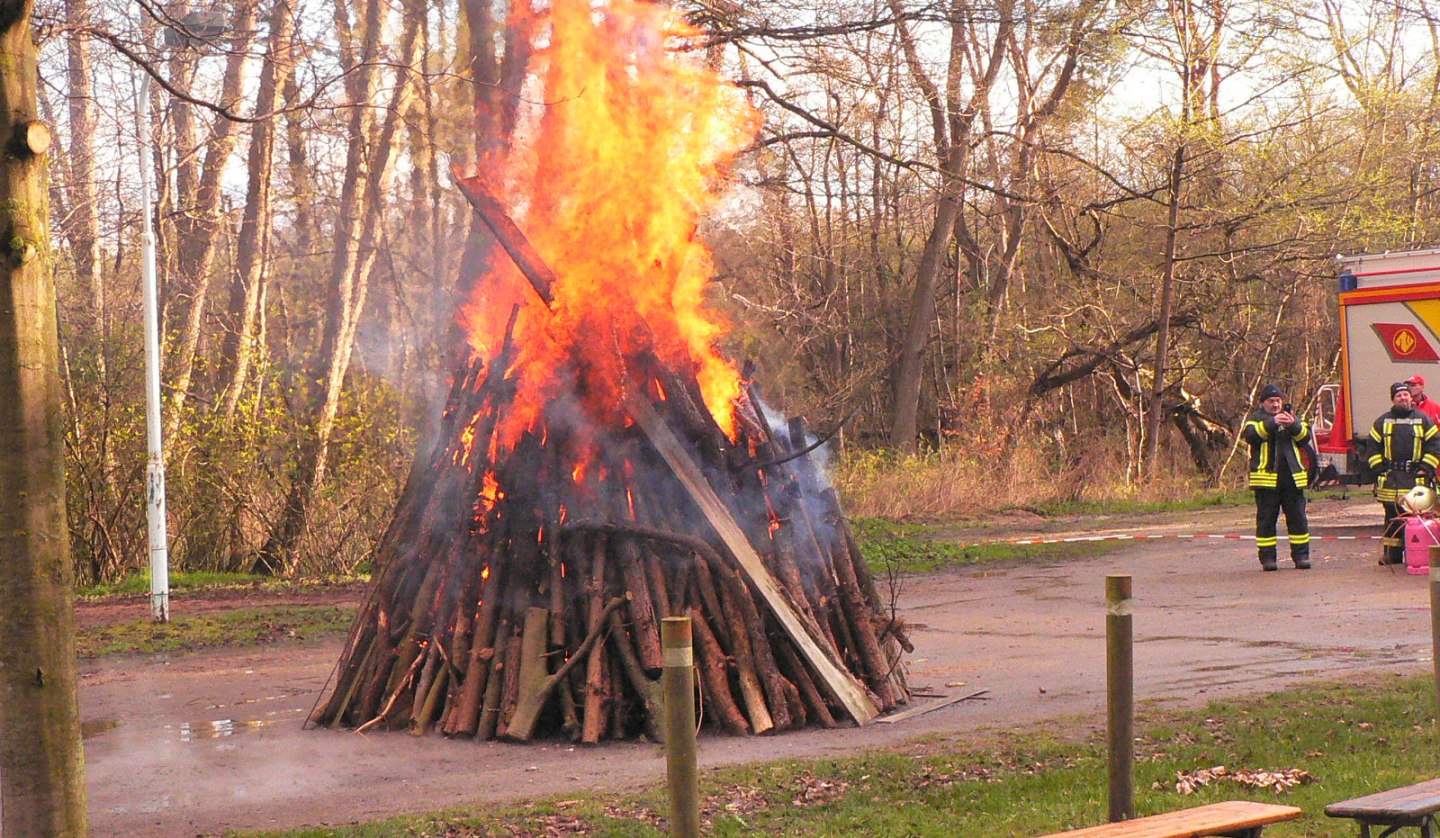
left=138, top=71, right=170, bottom=622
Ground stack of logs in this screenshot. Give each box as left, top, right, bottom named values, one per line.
left=309, top=321, right=911, bottom=743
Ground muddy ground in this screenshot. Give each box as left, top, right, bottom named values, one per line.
left=77, top=494, right=1435, bottom=836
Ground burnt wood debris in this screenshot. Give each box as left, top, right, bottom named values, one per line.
left=308, top=177, right=911, bottom=743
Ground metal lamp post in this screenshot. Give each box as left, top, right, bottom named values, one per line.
left=135, top=9, right=228, bottom=622
left=136, top=73, right=169, bottom=622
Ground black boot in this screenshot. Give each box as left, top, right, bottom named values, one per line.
left=1260, top=556, right=1278, bottom=571
left=1293, top=554, right=1311, bottom=569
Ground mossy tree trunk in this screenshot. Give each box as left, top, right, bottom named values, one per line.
left=0, top=0, right=89, bottom=832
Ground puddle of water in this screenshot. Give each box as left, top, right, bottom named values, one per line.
left=81, top=718, right=123, bottom=739
left=176, top=718, right=273, bottom=742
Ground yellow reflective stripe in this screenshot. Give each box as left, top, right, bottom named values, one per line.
left=1289, top=533, right=1311, bottom=545
left=1248, top=420, right=1270, bottom=439
left=1372, top=426, right=1384, bottom=442
left=1250, top=473, right=1278, bottom=486
left=1256, top=536, right=1279, bottom=547
left=1369, top=455, right=1385, bottom=467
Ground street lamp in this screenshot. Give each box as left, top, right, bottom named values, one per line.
left=136, top=8, right=228, bottom=622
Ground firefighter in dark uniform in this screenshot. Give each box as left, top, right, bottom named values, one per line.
left=1365, top=381, right=1440, bottom=564
left=1242, top=383, right=1312, bottom=571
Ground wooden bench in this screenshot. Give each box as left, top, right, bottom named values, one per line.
left=1325, top=778, right=1440, bottom=837
left=1038, top=800, right=1304, bottom=837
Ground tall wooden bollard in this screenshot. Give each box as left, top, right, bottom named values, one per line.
left=662, top=617, right=700, bottom=838
left=1430, top=546, right=1440, bottom=723
left=1107, top=574, right=1135, bottom=823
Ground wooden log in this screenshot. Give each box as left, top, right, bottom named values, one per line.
left=453, top=170, right=557, bottom=306
left=823, top=487, right=912, bottom=653
left=690, top=554, right=731, bottom=652
left=826, top=521, right=898, bottom=709
left=408, top=640, right=443, bottom=725
left=617, top=535, right=663, bottom=671
left=721, top=565, right=790, bottom=732
left=317, top=627, right=376, bottom=727
left=775, top=641, right=837, bottom=729
left=604, top=609, right=663, bottom=740
left=446, top=550, right=506, bottom=736
left=644, top=549, right=674, bottom=619
left=411, top=666, right=449, bottom=736
left=582, top=535, right=612, bottom=744
left=506, top=597, right=623, bottom=741
left=503, top=607, right=551, bottom=739
left=496, top=610, right=540, bottom=737
left=715, top=569, right=775, bottom=735
left=780, top=675, right=806, bottom=727
left=477, top=614, right=511, bottom=740
left=310, top=618, right=376, bottom=726
left=686, top=606, right=750, bottom=735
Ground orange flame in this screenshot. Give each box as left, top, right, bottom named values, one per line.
left=456, top=0, right=759, bottom=448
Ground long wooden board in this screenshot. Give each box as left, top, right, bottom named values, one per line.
left=628, top=396, right=879, bottom=725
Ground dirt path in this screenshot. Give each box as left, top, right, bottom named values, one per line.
left=78, top=494, right=1434, bottom=836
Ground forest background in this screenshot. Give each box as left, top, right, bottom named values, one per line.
left=42, top=0, right=1423, bottom=583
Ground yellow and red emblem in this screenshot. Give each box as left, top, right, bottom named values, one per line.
left=1374, top=323, right=1440, bottom=361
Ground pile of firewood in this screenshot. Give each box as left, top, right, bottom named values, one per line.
left=308, top=175, right=910, bottom=742
left=309, top=335, right=910, bottom=742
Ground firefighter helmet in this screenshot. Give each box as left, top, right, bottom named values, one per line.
left=1404, top=485, right=1437, bottom=514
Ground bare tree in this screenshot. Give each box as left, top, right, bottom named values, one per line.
left=0, top=0, right=88, bottom=829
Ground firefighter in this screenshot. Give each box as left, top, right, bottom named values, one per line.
left=1407, top=375, right=1440, bottom=423
left=1365, top=381, right=1440, bottom=564
left=1242, top=383, right=1312, bottom=571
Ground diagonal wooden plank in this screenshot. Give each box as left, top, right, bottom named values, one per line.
left=628, top=396, right=879, bottom=725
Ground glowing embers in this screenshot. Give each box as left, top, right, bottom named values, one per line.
left=474, top=471, right=503, bottom=523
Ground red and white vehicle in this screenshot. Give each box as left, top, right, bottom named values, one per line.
left=1314, top=247, right=1440, bottom=484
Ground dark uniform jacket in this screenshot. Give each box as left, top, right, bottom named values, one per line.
left=1364, top=407, right=1440, bottom=503
left=1242, top=408, right=1312, bottom=490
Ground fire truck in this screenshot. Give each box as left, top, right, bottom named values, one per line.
left=1314, top=247, right=1440, bottom=484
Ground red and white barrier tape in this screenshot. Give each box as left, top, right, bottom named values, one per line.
left=1009, top=532, right=1383, bottom=545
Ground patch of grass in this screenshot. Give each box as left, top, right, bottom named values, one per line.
left=242, top=673, right=1440, bottom=837
left=78, top=570, right=266, bottom=599
left=78, top=605, right=356, bottom=657
left=77, top=571, right=366, bottom=600
left=851, top=517, right=1126, bottom=573
left=1031, top=489, right=1254, bottom=518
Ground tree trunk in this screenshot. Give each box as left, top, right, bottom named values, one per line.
left=164, top=4, right=260, bottom=441
left=214, top=0, right=298, bottom=421
left=255, top=0, right=413, bottom=574
left=0, top=0, right=89, bottom=830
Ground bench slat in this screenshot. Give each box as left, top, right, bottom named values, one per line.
left=1040, top=801, right=1304, bottom=837
left=1325, top=779, right=1440, bottom=821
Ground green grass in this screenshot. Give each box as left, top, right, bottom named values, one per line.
left=852, top=517, right=1126, bottom=573
left=78, top=605, right=357, bottom=657
left=240, top=673, right=1440, bottom=837
left=78, top=570, right=267, bottom=599
left=1031, top=489, right=1254, bottom=518
left=77, top=571, right=367, bottom=599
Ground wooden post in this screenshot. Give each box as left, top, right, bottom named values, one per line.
left=1430, top=546, right=1440, bottom=723
left=1107, top=574, right=1135, bottom=823
left=662, top=617, right=700, bottom=838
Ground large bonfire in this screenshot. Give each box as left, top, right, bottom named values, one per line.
left=309, top=0, right=910, bottom=743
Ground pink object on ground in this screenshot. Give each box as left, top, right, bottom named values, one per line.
left=1404, top=516, right=1440, bottom=574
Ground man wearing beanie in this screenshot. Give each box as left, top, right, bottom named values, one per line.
left=1366, top=381, right=1440, bottom=564
left=1241, top=384, right=1312, bottom=570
